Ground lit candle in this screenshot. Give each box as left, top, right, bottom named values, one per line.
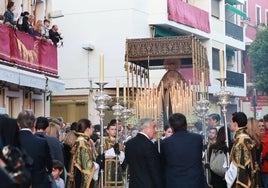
left=99, top=53, right=104, bottom=83
left=116, top=79, right=120, bottom=98
left=219, top=50, right=224, bottom=79
left=123, top=84, right=126, bottom=104
left=200, top=72, right=205, bottom=92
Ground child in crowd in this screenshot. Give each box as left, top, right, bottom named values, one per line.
left=52, top=160, right=65, bottom=188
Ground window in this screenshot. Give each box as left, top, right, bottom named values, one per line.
left=256, top=6, right=261, bottom=25
left=212, top=48, right=220, bottom=71
left=266, top=10, right=268, bottom=26
left=212, top=0, right=220, bottom=18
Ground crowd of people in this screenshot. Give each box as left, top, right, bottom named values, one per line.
left=1, top=1, right=63, bottom=47
left=0, top=110, right=267, bottom=188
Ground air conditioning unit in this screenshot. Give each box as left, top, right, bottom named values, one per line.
left=48, top=10, right=64, bottom=19
left=36, top=0, right=44, bottom=3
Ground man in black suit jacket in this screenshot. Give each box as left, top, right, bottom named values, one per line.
left=125, top=118, right=163, bottom=188
left=161, top=113, right=206, bottom=188
left=35, top=116, right=64, bottom=164
left=17, top=110, right=53, bottom=188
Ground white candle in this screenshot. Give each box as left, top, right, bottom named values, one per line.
left=200, top=72, right=205, bottom=92
left=116, top=79, right=120, bottom=98
left=99, top=53, right=104, bottom=83
left=219, top=50, right=224, bottom=79
left=123, top=84, right=126, bottom=104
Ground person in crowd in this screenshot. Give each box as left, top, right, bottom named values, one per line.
left=35, top=116, right=64, bottom=166
left=208, top=126, right=232, bottom=188
left=125, top=118, right=163, bottom=188
left=17, top=110, right=53, bottom=188
left=16, top=11, right=29, bottom=31
left=247, top=117, right=262, bottom=168
left=0, top=114, right=19, bottom=149
left=63, top=121, right=77, bottom=171
left=259, top=118, right=265, bottom=134
left=208, top=127, right=217, bottom=146
left=33, top=19, right=43, bottom=37
left=3, top=1, right=16, bottom=26
left=124, top=126, right=139, bottom=143
left=52, top=160, right=65, bottom=188
left=207, top=113, right=221, bottom=130
left=66, top=118, right=99, bottom=188
left=46, top=120, right=61, bottom=139
left=49, top=25, right=63, bottom=46
left=262, top=114, right=268, bottom=188
left=101, top=119, right=125, bottom=187
left=225, top=112, right=262, bottom=188
left=22, top=14, right=34, bottom=35
left=154, top=125, right=173, bottom=152
left=161, top=113, right=205, bottom=188
left=162, top=125, right=173, bottom=139
left=41, top=19, right=53, bottom=44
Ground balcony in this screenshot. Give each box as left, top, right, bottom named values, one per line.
left=167, top=0, right=210, bottom=33
left=0, top=25, right=64, bottom=92
left=0, top=24, right=58, bottom=76
left=226, top=70, right=244, bottom=88
left=225, top=21, right=243, bottom=41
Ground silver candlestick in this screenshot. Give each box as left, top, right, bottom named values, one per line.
left=214, top=78, right=233, bottom=168
left=120, top=103, right=135, bottom=188
left=112, top=97, right=124, bottom=188
left=94, top=82, right=111, bottom=188
left=121, top=105, right=135, bottom=141
left=195, top=92, right=210, bottom=185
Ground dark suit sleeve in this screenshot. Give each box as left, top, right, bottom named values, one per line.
left=145, top=142, right=163, bottom=188
left=44, top=141, right=53, bottom=173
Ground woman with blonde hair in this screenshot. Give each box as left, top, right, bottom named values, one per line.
left=34, top=19, right=43, bottom=37
left=46, top=121, right=60, bottom=139
left=247, top=117, right=262, bottom=167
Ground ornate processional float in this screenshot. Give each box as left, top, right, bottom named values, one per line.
left=124, top=35, right=210, bottom=131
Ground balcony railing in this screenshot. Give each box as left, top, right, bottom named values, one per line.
left=0, top=25, right=58, bottom=76
left=167, top=0, right=210, bottom=33
left=226, top=70, right=244, bottom=88
left=225, top=21, right=243, bottom=41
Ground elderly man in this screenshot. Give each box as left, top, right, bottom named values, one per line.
left=125, top=118, right=163, bottom=188
left=17, top=110, right=53, bottom=188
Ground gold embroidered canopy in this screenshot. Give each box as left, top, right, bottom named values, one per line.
left=124, top=35, right=209, bottom=122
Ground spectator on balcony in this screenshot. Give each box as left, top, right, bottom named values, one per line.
left=33, top=19, right=43, bottom=37
left=0, top=15, right=4, bottom=25
left=22, top=14, right=34, bottom=36
left=49, top=25, right=63, bottom=46
left=41, top=19, right=50, bottom=39
left=41, top=19, right=53, bottom=44
left=17, top=11, right=29, bottom=31
left=3, top=1, right=16, bottom=26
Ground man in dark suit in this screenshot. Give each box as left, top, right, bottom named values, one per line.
left=17, top=110, right=53, bottom=188
left=161, top=113, right=206, bottom=188
left=35, top=116, right=64, bottom=164
left=125, top=118, right=163, bottom=188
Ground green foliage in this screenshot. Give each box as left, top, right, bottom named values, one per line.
left=248, top=29, right=268, bottom=93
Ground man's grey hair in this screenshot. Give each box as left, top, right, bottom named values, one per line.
left=137, top=118, right=154, bottom=131
left=17, top=110, right=35, bottom=129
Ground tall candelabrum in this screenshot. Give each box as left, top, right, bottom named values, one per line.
left=195, top=92, right=210, bottom=185
left=214, top=78, right=233, bottom=168
left=94, top=82, right=111, bottom=188
left=112, top=97, right=124, bottom=188
left=120, top=102, right=134, bottom=188
left=121, top=104, right=135, bottom=140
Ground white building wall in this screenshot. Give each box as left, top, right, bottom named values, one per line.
left=51, top=0, right=152, bottom=90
